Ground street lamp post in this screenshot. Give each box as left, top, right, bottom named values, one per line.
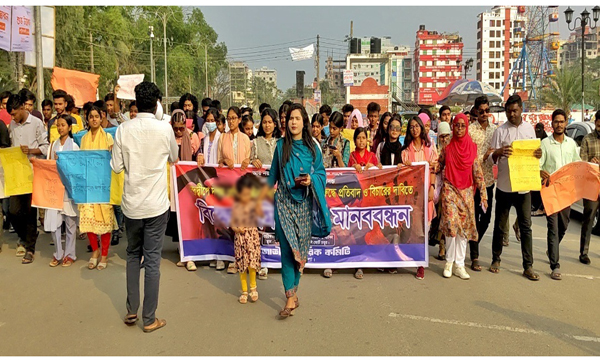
left=565, top=6, right=600, bottom=122
left=464, top=58, right=473, bottom=79
left=149, top=26, right=155, bottom=83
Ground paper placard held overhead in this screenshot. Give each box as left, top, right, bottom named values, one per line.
left=117, top=74, right=145, bottom=100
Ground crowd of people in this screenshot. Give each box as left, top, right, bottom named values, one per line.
left=0, top=81, right=599, bottom=326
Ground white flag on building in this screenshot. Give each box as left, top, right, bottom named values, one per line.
left=289, top=44, right=314, bottom=61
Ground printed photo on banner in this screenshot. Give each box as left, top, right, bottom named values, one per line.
left=173, top=162, right=429, bottom=269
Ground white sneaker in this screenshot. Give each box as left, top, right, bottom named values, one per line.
left=454, top=266, right=470, bottom=280
left=443, top=262, right=453, bottom=278
left=216, top=260, right=225, bottom=270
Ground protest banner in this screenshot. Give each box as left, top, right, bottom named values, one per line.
left=56, top=150, right=112, bottom=204
left=51, top=67, right=100, bottom=108
left=540, top=161, right=600, bottom=215
left=0, top=147, right=33, bottom=196
left=0, top=7, right=11, bottom=52
left=343, top=70, right=354, bottom=87
left=73, top=128, right=117, bottom=147
left=289, top=44, right=314, bottom=61
left=10, top=6, right=32, bottom=52
left=31, top=159, right=65, bottom=210
left=110, top=170, right=124, bottom=205
left=173, top=162, right=429, bottom=269
left=508, top=139, right=541, bottom=192
left=117, top=74, right=144, bottom=100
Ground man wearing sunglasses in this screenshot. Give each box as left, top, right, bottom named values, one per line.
left=467, top=96, right=497, bottom=272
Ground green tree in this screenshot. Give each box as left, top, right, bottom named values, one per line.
left=542, top=65, right=582, bottom=117
left=249, top=76, right=281, bottom=114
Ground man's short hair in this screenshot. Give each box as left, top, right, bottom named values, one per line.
left=0, top=91, right=12, bottom=101
left=367, top=102, right=381, bottom=114
left=6, top=94, right=24, bottom=113
left=170, top=102, right=179, bottom=113
left=201, top=97, right=212, bottom=108
left=19, top=88, right=36, bottom=103
left=505, top=94, right=522, bottom=109
left=319, top=104, right=332, bottom=116
left=259, top=103, right=271, bottom=114
left=211, top=99, right=221, bottom=112
left=134, top=82, right=162, bottom=113
left=551, top=109, right=567, bottom=121
left=42, top=99, right=53, bottom=108
left=341, top=104, right=354, bottom=114
left=104, top=93, right=115, bottom=102
left=93, top=100, right=107, bottom=115
left=439, top=105, right=451, bottom=117
left=52, top=89, right=68, bottom=101
left=473, top=96, right=489, bottom=111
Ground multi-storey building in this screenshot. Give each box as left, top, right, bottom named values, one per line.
left=476, top=6, right=527, bottom=99
left=325, top=56, right=346, bottom=101
left=230, top=61, right=252, bottom=106
left=413, top=25, right=464, bottom=105
left=253, top=66, right=278, bottom=97
left=559, top=26, right=600, bottom=69
left=388, top=46, right=413, bottom=102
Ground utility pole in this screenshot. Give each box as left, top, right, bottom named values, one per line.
left=89, top=32, right=94, bottom=73
left=205, top=43, right=208, bottom=97
left=162, top=12, right=168, bottom=101
left=316, top=34, right=320, bottom=91
left=149, top=26, right=155, bottom=83
left=34, top=6, right=43, bottom=112
left=228, top=61, right=232, bottom=107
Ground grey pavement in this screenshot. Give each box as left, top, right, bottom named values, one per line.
left=1, top=209, right=600, bottom=356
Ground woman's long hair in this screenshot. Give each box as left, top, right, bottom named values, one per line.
left=257, top=108, right=281, bottom=138
left=281, top=103, right=316, bottom=164
left=402, top=115, right=430, bottom=151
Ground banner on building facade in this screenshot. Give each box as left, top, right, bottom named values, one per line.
left=343, top=70, right=354, bottom=87
left=173, top=162, right=429, bottom=269
left=0, top=7, right=11, bottom=52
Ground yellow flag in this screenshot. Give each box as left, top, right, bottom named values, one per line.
left=0, top=147, right=33, bottom=196
left=110, top=171, right=124, bottom=205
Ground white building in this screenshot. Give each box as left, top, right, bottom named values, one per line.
left=254, top=66, right=277, bottom=86
left=387, top=46, right=413, bottom=102
left=230, top=61, right=252, bottom=106
left=476, top=6, right=527, bottom=99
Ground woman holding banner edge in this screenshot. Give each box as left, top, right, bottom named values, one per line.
left=79, top=105, right=118, bottom=271
left=267, top=103, right=331, bottom=318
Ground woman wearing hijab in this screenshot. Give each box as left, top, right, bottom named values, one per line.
left=439, top=113, right=487, bottom=280
left=171, top=109, right=200, bottom=161
left=268, top=103, right=331, bottom=318
left=343, top=109, right=366, bottom=152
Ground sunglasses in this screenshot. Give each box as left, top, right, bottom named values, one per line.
left=389, top=126, right=402, bottom=132
left=173, top=126, right=186, bottom=131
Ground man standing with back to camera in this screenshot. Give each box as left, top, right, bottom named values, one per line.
left=111, top=81, right=178, bottom=333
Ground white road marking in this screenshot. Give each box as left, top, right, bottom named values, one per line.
left=388, top=313, right=600, bottom=343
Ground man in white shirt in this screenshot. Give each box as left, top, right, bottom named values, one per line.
left=6, top=92, right=49, bottom=264
left=488, top=94, right=542, bottom=281
left=111, top=81, right=178, bottom=333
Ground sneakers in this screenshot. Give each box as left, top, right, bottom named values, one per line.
left=415, top=266, right=425, bottom=280
left=111, top=234, right=120, bottom=246
left=453, top=266, right=470, bottom=280
left=216, top=260, right=225, bottom=270
left=443, top=262, right=453, bottom=278
left=258, top=267, right=268, bottom=280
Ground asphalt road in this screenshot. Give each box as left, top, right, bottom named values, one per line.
left=1, top=210, right=600, bottom=356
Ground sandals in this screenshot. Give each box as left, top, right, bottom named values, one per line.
left=323, top=269, right=332, bottom=278
left=551, top=269, right=562, bottom=280
left=16, top=245, right=26, bottom=257
left=489, top=261, right=501, bottom=273
left=97, top=261, right=108, bottom=271
left=278, top=306, right=296, bottom=318
left=22, top=252, right=34, bottom=264
left=354, top=268, right=364, bottom=279
left=78, top=233, right=87, bottom=240
left=523, top=268, right=540, bottom=281
left=62, top=257, right=74, bottom=267
left=249, top=288, right=259, bottom=302
left=470, top=259, right=482, bottom=272
left=239, top=292, right=249, bottom=304
left=123, top=314, right=138, bottom=325
left=143, top=318, right=167, bottom=333
left=186, top=261, right=197, bottom=271
left=88, top=258, right=98, bottom=270
left=49, top=257, right=61, bottom=267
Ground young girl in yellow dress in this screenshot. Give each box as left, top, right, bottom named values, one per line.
left=79, top=105, right=118, bottom=271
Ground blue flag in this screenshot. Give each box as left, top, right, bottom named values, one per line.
left=73, top=127, right=118, bottom=147
left=56, top=150, right=112, bottom=204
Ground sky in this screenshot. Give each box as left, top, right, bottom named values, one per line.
left=200, top=6, right=576, bottom=90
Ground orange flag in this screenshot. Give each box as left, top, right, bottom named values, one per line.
left=51, top=67, right=100, bottom=108
left=31, top=159, right=65, bottom=211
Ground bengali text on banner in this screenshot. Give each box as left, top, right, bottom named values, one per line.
left=56, top=150, right=112, bottom=204
left=172, top=162, right=429, bottom=269
left=31, top=159, right=65, bottom=210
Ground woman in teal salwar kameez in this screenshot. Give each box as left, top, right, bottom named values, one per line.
left=268, top=103, right=331, bottom=318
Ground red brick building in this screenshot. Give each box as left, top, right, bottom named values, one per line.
left=348, top=77, right=389, bottom=115
left=413, top=25, right=464, bottom=105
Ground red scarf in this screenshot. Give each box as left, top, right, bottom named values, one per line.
left=445, top=113, right=477, bottom=190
